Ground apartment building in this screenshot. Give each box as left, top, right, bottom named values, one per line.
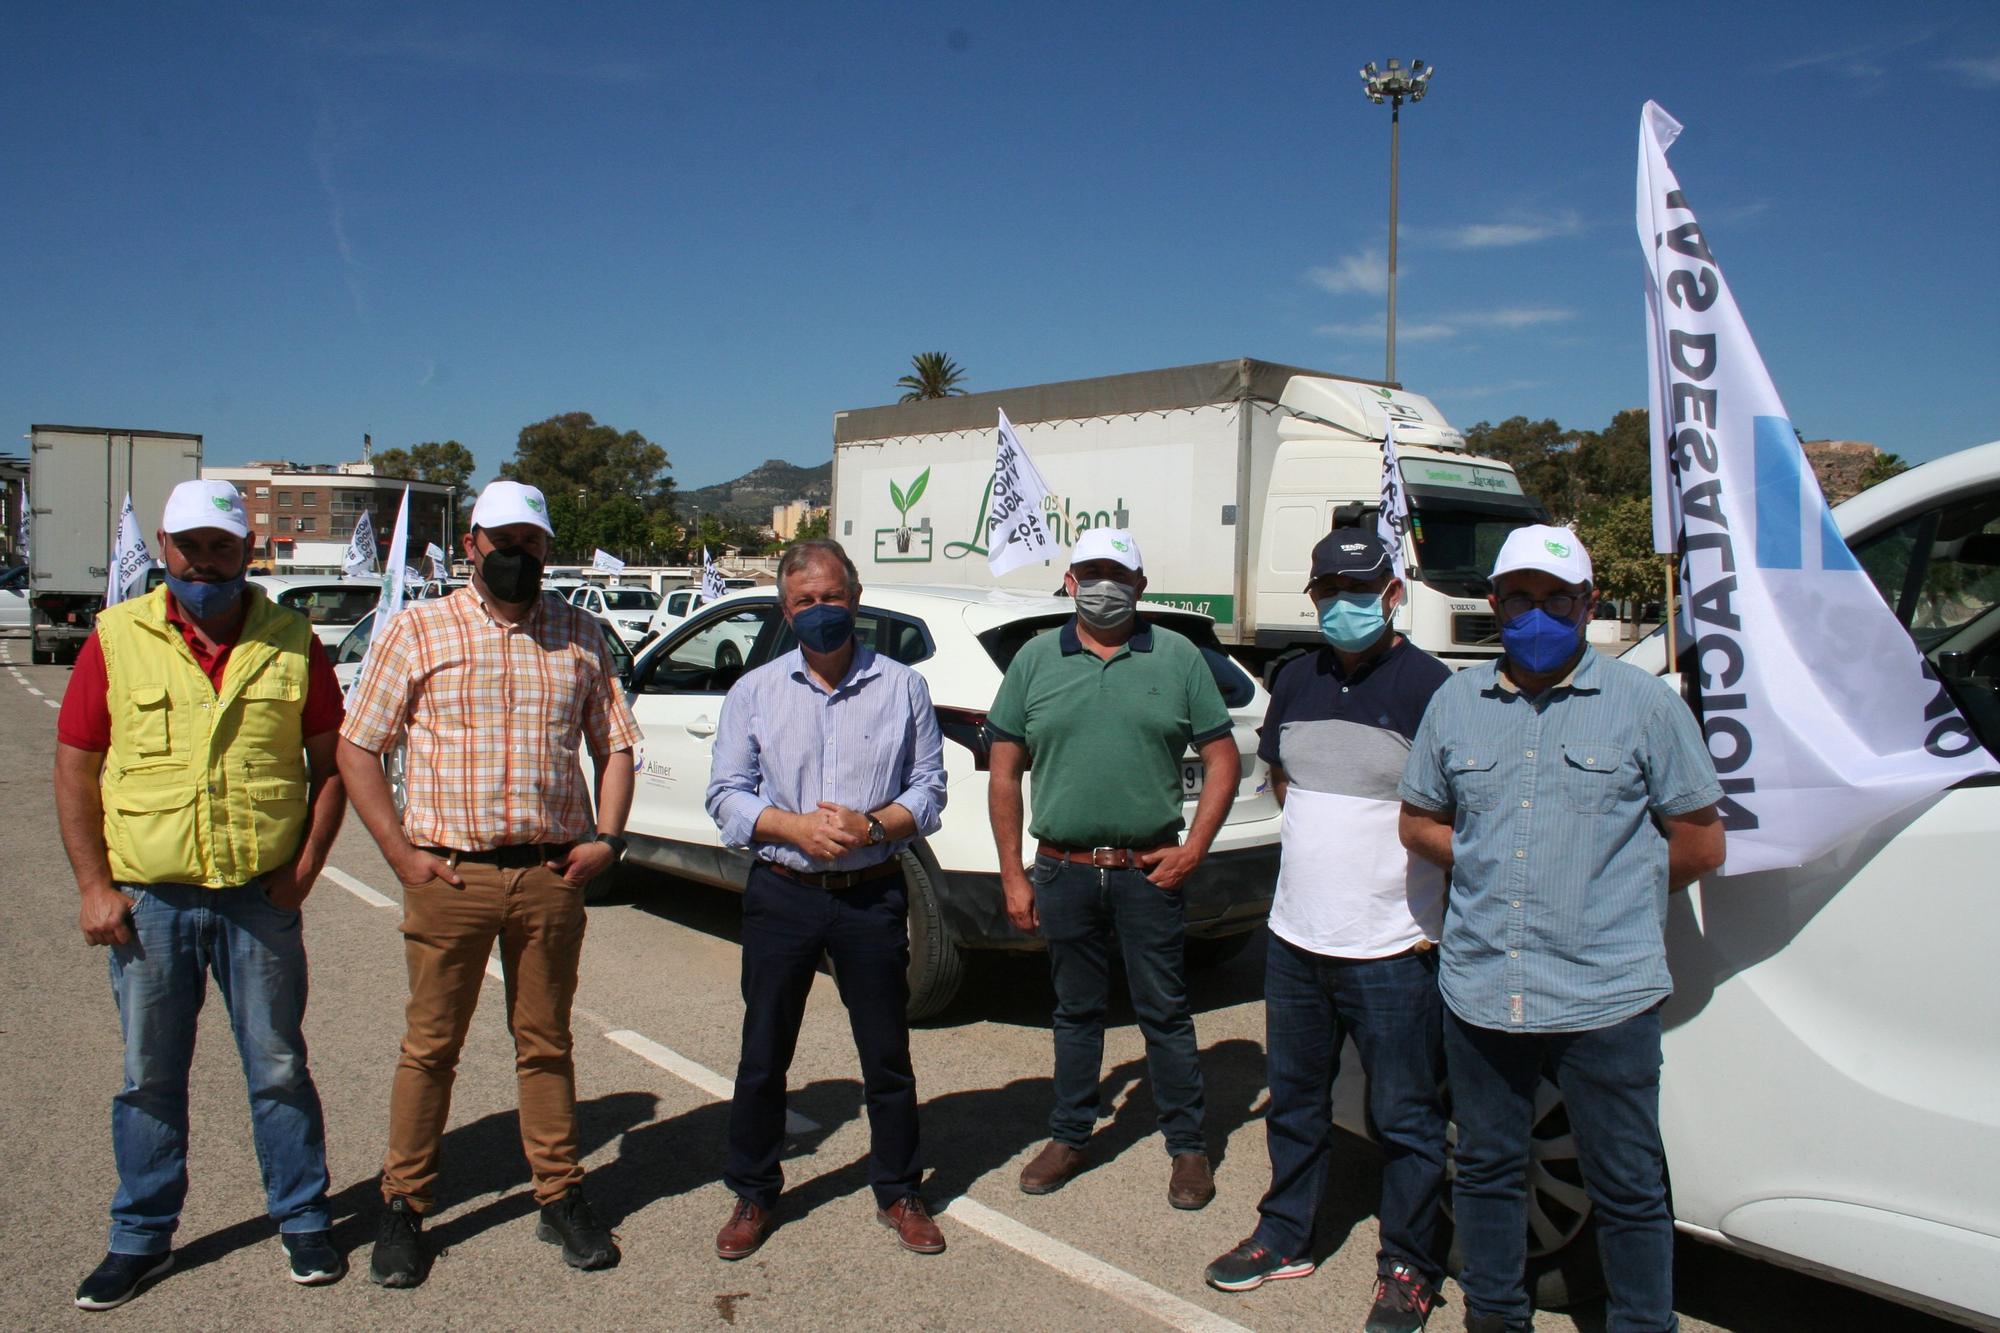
left=205, top=462, right=454, bottom=573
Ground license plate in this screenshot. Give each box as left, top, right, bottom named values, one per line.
left=1180, top=760, right=1204, bottom=798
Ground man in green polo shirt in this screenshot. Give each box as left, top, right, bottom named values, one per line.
left=987, top=528, right=1240, bottom=1210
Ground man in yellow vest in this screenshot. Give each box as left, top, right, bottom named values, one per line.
left=55, top=479, right=351, bottom=1311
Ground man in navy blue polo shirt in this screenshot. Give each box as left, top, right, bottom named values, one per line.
left=1204, top=527, right=1452, bottom=1333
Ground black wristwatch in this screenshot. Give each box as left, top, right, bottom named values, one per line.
left=865, top=815, right=887, bottom=846
left=593, top=833, right=630, bottom=863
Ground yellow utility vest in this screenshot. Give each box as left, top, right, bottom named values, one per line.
left=95, top=585, right=314, bottom=887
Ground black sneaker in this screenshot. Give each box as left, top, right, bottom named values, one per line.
left=537, top=1187, right=619, bottom=1270
left=1202, top=1237, right=1315, bottom=1292
left=75, top=1251, right=173, bottom=1311
left=282, top=1230, right=345, bottom=1285
left=368, top=1197, right=425, bottom=1289
left=1364, top=1260, right=1437, bottom=1333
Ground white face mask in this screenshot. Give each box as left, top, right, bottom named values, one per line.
left=1073, top=577, right=1138, bottom=630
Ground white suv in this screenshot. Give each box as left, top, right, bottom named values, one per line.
left=618, top=585, right=1284, bottom=1018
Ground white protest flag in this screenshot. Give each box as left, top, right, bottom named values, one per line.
left=424, top=541, right=447, bottom=579
left=1637, top=100, right=1995, bottom=875
left=1376, top=410, right=1410, bottom=582
left=700, top=547, right=726, bottom=601
left=985, top=408, right=1061, bottom=578
left=592, top=548, right=626, bottom=573
left=377, top=487, right=413, bottom=627
left=342, top=508, right=377, bottom=578
left=105, top=492, right=150, bottom=606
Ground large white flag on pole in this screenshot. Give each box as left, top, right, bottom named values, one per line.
left=378, top=488, right=413, bottom=627
left=105, top=493, right=150, bottom=606
left=986, top=408, right=1061, bottom=578
left=1376, top=410, right=1410, bottom=582
left=1637, top=100, right=1995, bottom=875
left=342, top=508, right=377, bottom=578
left=592, top=548, right=626, bottom=573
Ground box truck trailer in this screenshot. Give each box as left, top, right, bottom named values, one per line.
left=27, top=425, right=203, bottom=663
left=830, top=359, right=1544, bottom=670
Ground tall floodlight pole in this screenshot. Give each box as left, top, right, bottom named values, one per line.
left=1361, top=57, right=1435, bottom=384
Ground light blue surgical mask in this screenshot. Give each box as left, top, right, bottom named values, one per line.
left=1316, top=592, right=1389, bottom=652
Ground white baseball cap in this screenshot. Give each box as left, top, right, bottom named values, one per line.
left=162, top=479, right=250, bottom=538
left=1491, top=524, right=1593, bottom=586
left=469, top=480, right=555, bottom=536
left=1070, top=527, right=1143, bottom=572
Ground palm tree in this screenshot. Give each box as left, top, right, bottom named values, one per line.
left=897, top=352, right=969, bottom=403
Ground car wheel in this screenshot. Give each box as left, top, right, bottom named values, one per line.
left=31, top=644, right=53, bottom=665
left=716, top=640, right=742, bottom=671
left=899, top=844, right=964, bottom=1022
left=1444, top=1075, right=1606, bottom=1309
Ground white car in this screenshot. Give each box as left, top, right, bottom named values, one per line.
left=572, top=584, right=661, bottom=645
left=1335, top=441, right=2000, bottom=1325
left=616, top=585, right=1284, bottom=1018
left=0, top=565, right=28, bottom=630
left=247, top=574, right=381, bottom=649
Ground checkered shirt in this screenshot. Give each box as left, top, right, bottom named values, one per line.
left=340, top=586, right=642, bottom=852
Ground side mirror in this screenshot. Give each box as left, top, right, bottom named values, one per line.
left=1936, top=650, right=1971, bottom=683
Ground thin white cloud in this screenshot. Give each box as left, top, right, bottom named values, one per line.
left=1432, top=379, right=1546, bottom=400
left=1307, top=249, right=1387, bottom=297
left=1939, top=53, right=2000, bottom=87
left=1779, top=27, right=1936, bottom=80
left=1423, top=211, right=1583, bottom=250
left=311, top=99, right=367, bottom=321
left=1315, top=307, right=1575, bottom=342
left=285, top=19, right=654, bottom=84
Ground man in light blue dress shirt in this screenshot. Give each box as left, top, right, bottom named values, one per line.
left=704, top=540, right=947, bottom=1261
left=1399, top=526, right=1724, bottom=1333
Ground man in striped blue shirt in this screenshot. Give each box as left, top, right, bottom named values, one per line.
left=1399, top=526, right=1724, bottom=1333
left=705, top=540, right=948, bottom=1261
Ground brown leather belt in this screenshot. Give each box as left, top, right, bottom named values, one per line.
left=421, top=842, right=574, bottom=869
left=766, top=860, right=903, bottom=891
left=1036, top=841, right=1175, bottom=868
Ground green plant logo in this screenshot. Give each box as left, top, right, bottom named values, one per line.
left=527, top=496, right=545, bottom=512
left=1545, top=538, right=1572, bottom=558
left=889, top=467, right=929, bottom=521
left=211, top=495, right=230, bottom=511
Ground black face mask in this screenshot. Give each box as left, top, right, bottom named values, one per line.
left=480, top=545, right=544, bottom=603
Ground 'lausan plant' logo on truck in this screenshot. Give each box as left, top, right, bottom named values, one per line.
left=942, top=475, right=1127, bottom=560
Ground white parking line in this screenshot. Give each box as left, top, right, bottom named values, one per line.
left=322, top=865, right=398, bottom=908
left=44, top=698, right=59, bottom=708
left=323, top=862, right=1228, bottom=1331
left=941, top=1197, right=1254, bottom=1333
left=605, top=1029, right=818, bottom=1136
left=24, top=686, right=43, bottom=697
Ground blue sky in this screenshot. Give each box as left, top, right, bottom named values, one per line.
left=3, top=1, right=1996, bottom=491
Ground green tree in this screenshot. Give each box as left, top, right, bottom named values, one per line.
left=795, top=509, right=830, bottom=541
left=500, top=413, right=676, bottom=559
left=1572, top=408, right=1651, bottom=506
left=1464, top=416, right=1579, bottom=517
left=1860, top=451, right=1910, bottom=491
left=591, top=494, right=652, bottom=560
left=373, top=439, right=476, bottom=489
left=897, top=352, right=969, bottom=403
left=1574, top=494, right=1671, bottom=617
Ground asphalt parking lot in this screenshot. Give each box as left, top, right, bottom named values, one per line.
left=0, top=634, right=1970, bottom=1331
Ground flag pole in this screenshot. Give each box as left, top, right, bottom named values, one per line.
left=1663, top=560, right=1679, bottom=675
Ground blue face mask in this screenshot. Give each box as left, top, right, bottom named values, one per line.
left=1316, top=592, right=1389, bottom=652
left=791, top=603, right=855, bottom=654
left=1500, top=607, right=1583, bottom=675
left=165, top=572, right=246, bottom=619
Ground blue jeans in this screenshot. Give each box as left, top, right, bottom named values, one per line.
left=106, top=881, right=332, bottom=1255
left=1034, top=855, right=1205, bottom=1156
left=1445, top=1006, right=1676, bottom=1333
left=1255, top=934, right=1446, bottom=1279
left=726, top=865, right=921, bottom=1210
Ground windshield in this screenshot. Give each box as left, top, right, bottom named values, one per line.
left=278, top=585, right=380, bottom=624
left=602, top=588, right=658, bottom=610
left=1408, top=503, right=1537, bottom=596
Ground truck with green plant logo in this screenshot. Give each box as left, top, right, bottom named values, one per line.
left=829, top=359, right=1545, bottom=670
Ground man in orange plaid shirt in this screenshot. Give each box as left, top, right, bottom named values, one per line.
left=337, top=479, right=641, bottom=1289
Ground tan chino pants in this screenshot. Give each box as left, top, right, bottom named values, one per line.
left=381, top=862, right=588, bottom=1211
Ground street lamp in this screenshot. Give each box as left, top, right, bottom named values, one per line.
left=1360, top=57, right=1435, bottom=384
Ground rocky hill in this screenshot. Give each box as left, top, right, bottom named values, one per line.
left=1803, top=439, right=1889, bottom=505
left=679, top=458, right=831, bottom=524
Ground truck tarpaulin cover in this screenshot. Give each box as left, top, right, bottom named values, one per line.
left=833, top=359, right=1386, bottom=443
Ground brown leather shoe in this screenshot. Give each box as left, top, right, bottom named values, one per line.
left=715, top=1197, right=772, bottom=1260
left=877, top=1196, right=946, bottom=1254
left=1018, top=1141, right=1088, bottom=1195
left=1168, top=1153, right=1215, bottom=1210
